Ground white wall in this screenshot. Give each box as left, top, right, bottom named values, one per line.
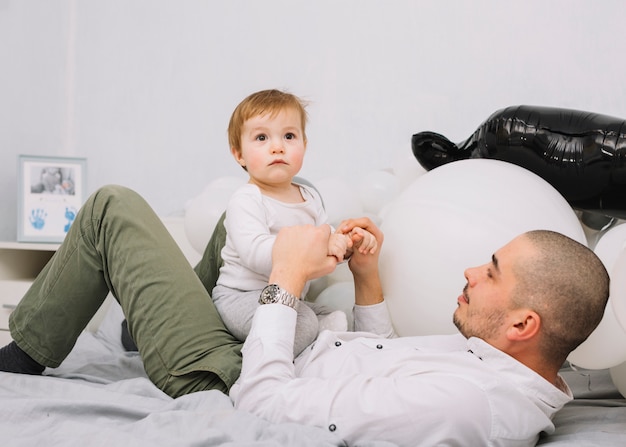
left=2, top=0, right=626, bottom=241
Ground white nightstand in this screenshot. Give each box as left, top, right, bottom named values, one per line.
left=0, top=241, right=58, bottom=345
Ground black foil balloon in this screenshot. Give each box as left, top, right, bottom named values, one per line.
left=412, top=105, right=626, bottom=220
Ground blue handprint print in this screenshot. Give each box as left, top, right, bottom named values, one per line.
left=64, top=207, right=77, bottom=233
left=29, top=208, right=47, bottom=230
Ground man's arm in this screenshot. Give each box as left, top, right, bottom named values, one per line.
left=267, top=224, right=338, bottom=298
left=334, top=217, right=396, bottom=336
left=336, top=217, right=384, bottom=306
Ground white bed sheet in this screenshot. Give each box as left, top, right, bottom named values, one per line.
left=0, top=303, right=347, bottom=447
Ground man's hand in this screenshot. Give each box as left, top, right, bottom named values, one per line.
left=336, top=218, right=385, bottom=306
left=337, top=218, right=383, bottom=275
left=270, top=224, right=338, bottom=297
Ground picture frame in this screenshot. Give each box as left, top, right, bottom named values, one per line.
left=17, top=155, right=87, bottom=243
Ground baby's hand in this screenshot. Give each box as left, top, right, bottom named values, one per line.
left=349, top=227, right=378, bottom=255
left=328, top=232, right=352, bottom=262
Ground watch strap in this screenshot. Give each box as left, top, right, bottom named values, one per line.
left=259, top=284, right=299, bottom=309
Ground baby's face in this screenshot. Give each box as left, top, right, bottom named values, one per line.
left=234, top=108, right=307, bottom=188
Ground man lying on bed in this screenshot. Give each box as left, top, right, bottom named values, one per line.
left=0, top=185, right=609, bottom=447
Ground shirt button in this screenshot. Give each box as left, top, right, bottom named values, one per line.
left=334, top=341, right=342, bottom=347
left=328, top=424, right=337, bottom=432
left=376, top=344, right=383, bottom=349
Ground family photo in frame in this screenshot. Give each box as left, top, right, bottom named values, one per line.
left=17, top=155, right=87, bottom=243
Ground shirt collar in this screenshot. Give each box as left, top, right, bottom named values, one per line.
left=466, top=337, right=573, bottom=410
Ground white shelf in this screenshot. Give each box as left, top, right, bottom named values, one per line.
left=0, top=241, right=60, bottom=251
left=0, top=280, right=32, bottom=331
left=0, top=242, right=58, bottom=280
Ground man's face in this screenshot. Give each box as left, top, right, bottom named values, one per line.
left=453, top=236, right=528, bottom=344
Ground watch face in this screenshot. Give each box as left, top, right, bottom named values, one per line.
left=261, top=284, right=279, bottom=303
left=259, top=284, right=298, bottom=308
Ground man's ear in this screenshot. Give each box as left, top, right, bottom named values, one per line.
left=507, top=309, right=541, bottom=341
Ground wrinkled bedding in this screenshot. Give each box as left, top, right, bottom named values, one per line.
left=1, top=302, right=624, bottom=446
left=0, top=303, right=345, bottom=447
left=537, top=365, right=626, bottom=445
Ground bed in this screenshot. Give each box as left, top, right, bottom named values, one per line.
left=1, top=298, right=625, bottom=446
left=1, top=216, right=625, bottom=447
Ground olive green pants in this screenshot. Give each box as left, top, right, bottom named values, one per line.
left=9, top=185, right=242, bottom=398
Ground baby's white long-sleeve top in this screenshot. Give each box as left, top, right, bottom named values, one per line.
left=217, top=182, right=328, bottom=295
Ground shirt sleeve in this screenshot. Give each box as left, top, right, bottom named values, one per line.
left=231, top=304, right=492, bottom=446
left=353, top=301, right=396, bottom=338
left=224, top=190, right=275, bottom=277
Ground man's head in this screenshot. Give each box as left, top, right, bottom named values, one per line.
left=228, top=89, right=308, bottom=163
left=454, top=230, right=609, bottom=367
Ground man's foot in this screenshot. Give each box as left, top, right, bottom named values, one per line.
left=0, top=341, right=45, bottom=375
left=121, top=319, right=138, bottom=352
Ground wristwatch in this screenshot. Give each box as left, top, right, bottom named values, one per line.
left=259, top=284, right=299, bottom=309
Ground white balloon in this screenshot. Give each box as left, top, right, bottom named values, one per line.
left=610, top=241, right=626, bottom=334
left=305, top=276, right=328, bottom=301
left=184, top=176, right=246, bottom=254
left=326, top=261, right=353, bottom=285
left=391, top=149, right=427, bottom=190
left=609, top=360, right=626, bottom=398
left=358, top=170, right=402, bottom=215
left=567, top=305, right=626, bottom=369
left=593, top=223, right=626, bottom=270
left=379, top=159, right=586, bottom=336
left=307, top=261, right=353, bottom=301
left=202, top=176, right=248, bottom=191
left=313, top=177, right=364, bottom=227
left=313, top=281, right=355, bottom=330
left=314, top=281, right=355, bottom=310
left=600, top=231, right=626, bottom=331
left=568, top=223, right=626, bottom=369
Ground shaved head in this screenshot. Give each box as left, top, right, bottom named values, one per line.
left=511, top=230, right=609, bottom=363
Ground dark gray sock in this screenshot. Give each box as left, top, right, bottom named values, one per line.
left=0, top=341, right=45, bottom=375
left=121, top=319, right=138, bottom=352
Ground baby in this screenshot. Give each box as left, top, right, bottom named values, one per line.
left=212, top=89, right=377, bottom=355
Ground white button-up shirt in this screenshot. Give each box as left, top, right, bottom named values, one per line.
left=230, top=302, right=572, bottom=446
